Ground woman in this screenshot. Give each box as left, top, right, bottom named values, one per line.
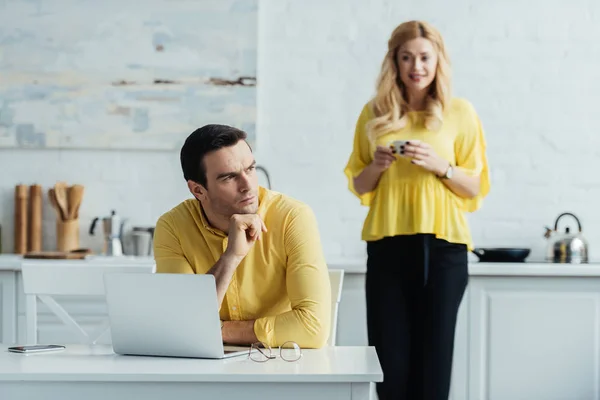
left=343, top=20, right=490, bottom=400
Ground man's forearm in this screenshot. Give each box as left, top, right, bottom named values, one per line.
left=206, top=253, right=242, bottom=307
left=222, top=320, right=258, bottom=345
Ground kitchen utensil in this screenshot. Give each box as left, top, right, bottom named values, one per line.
left=90, top=210, right=126, bottom=256
left=53, top=182, right=69, bottom=222
left=131, top=227, right=155, bottom=256
left=48, top=188, right=61, bottom=220
left=28, top=184, right=42, bottom=252
left=67, top=184, right=84, bottom=219
left=544, top=212, right=588, bottom=263
left=472, top=247, right=531, bottom=263
left=14, top=184, right=28, bottom=254
left=56, top=219, right=80, bottom=252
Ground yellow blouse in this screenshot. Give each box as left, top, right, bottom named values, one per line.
left=343, top=97, right=490, bottom=250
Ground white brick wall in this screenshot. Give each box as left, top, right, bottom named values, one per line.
left=256, top=0, right=600, bottom=262
left=2, top=0, right=600, bottom=262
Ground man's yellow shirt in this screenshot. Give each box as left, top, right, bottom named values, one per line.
left=153, top=187, right=331, bottom=348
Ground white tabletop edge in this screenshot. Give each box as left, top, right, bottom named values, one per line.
left=0, top=344, right=383, bottom=383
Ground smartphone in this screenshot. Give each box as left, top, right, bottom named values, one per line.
left=8, top=344, right=66, bottom=353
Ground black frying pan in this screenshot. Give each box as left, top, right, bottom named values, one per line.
left=472, top=247, right=531, bottom=263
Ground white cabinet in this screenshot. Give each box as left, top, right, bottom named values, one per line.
left=0, top=271, right=16, bottom=344
left=468, top=276, right=600, bottom=400
left=332, top=262, right=600, bottom=400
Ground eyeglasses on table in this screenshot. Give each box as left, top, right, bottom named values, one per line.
left=248, top=341, right=302, bottom=362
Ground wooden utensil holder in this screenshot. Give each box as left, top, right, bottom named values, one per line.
left=57, top=219, right=79, bottom=252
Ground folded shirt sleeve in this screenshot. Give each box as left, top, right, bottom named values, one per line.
left=454, top=100, right=491, bottom=212
left=344, top=103, right=375, bottom=206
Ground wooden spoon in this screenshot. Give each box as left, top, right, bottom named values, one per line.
left=48, top=188, right=63, bottom=221
left=53, top=182, right=69, bottom=221
left=67, top=184, right=84, bottom=220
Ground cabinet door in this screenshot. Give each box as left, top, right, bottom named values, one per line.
left=469, top=276, right=600, bottom=400
left=0, top=271, right=17, bottom=344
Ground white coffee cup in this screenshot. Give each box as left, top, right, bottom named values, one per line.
left=388, top=139, right=420, bottom=156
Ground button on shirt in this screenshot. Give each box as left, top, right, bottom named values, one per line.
left=153, top=187, right=331, bottom=348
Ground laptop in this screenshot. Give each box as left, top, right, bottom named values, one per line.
left=103, top=272, right=251, bottom=359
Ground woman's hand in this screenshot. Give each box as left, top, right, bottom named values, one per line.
left=371, top=145, right=397, bottom=173
left=403, top=141, right=449, bottom=177
left=353, top=146, right=396, bottom=195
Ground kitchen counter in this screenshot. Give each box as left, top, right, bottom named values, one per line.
left=3, top=254, right=600, bottom=276
left=0, top=255, right=22, bottom=270
left=324, top=256, right=600, bottom=276
left=467, top=260, right=600, bottom=276
left=0, top=255, right=155, bottom=271
left=2, top=254, right=600, bottom=398
left=0, top=254, right=600, bottom=276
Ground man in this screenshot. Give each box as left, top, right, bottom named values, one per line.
left=153, top=124, right=331, bottom=348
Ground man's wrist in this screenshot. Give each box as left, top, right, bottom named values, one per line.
left=221, top=320, right=229, bottom=343
left=221, top=251, right=244, bottom=268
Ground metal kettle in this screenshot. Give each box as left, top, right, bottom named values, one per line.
left=544, top=212, right=588, bottom=263
left=90, top=210, right=127, bottom=256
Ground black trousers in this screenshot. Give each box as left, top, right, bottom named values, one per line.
left=366, top=234, right=468, bottom=400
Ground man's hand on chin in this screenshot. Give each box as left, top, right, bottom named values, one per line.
left=225, top=213, right=267, bottom=260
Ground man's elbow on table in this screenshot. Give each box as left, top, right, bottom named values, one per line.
left=302, top=330, right=329, bottom=349
left=294, top=308, right=331, bottom=349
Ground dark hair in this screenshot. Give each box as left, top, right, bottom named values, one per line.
left=180, top=124, right=248, bottom=187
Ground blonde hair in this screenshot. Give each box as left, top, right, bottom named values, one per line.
left=366, top=20, right=451, bottom=141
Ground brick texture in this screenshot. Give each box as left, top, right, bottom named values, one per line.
left=1, top=0, right=599, bottom=263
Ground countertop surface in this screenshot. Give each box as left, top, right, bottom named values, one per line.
left=0, top=344, right=383, bottom=383
left=324, top=256, right=600, bottom=276
left=2, top=254, right=600, bottom=276
left=0, top=255, right=154, bottom=271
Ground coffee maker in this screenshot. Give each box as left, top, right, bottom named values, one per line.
left=89, top=210, right=126, bottom=256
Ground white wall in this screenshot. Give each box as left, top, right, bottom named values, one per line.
left=256, top=0, right=600, bottom=262
left=1, top=0, right=599, bottom=262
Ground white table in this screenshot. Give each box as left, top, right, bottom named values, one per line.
left=0, top=344, right=382, bottom=400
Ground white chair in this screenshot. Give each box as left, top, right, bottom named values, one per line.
left=327, top=269, right=344, bottom=346
left=21, top=260, right=155, bottom=345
